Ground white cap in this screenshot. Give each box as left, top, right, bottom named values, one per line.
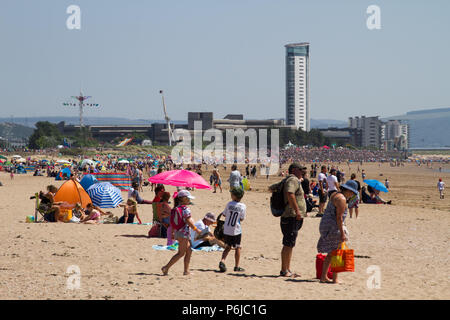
left=176, top=190, right=195, bottom=199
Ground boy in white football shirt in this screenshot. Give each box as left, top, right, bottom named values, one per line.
left=219, top=187, right=246, bottom=273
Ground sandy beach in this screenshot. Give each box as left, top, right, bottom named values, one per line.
left=0, top=161, right=448, bottom=300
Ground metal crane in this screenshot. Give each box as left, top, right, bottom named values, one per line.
left=159, top=90, right=174, bottom=146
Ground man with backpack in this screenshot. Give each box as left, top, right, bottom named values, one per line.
left=269, top=163, right=307, bottom=278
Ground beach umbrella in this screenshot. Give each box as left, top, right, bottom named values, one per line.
left=363, top=179, right=388, bottom=193
left=322, top=145, right=330, bottom=150
left=0, top=155, right=7, bottom=160
left=80, top=159, right=95, bottom=168
left=57, top=159, right=71, bottom=164
left=15, top=158, right=26, bottom=163
left=118, top=159, right=129, bottom=164
left=149, top=169, right=211, bottom=190
left=86, top=182, right=123, bottom=208
left=80, top=174, right=98, bottom=191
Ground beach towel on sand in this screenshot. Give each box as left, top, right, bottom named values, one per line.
left=152, top=244, right=224, bottom=252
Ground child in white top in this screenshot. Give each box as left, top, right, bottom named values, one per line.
left=219, top=187, right=246, bottom=273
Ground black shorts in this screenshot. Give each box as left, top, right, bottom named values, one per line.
left=223, top=234, right=242, bottom=248
left=328, top=190, right=337, bottom=197
left=319, top=190, right=327, bottom=203
left=280, top=217, right=303, bottom=247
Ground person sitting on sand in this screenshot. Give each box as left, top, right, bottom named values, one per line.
left=118, top=199, right=142, bottom=224
left=157, top=192, right=172, bottom=238
left=81, top=203, right=112, bottom=224
left=317, top=180, right=358, bottom=284
left=128, top=182, right=153, bottom=204
left=190, top=212, right=225, bottom=249
left=39, top=185, right=71, bottom=222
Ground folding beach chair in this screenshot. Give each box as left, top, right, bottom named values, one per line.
left=30, top=192, right=54, bottom=222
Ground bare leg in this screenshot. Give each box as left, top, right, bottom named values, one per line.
left=281, top=246, right=293, bottom=274
left=162, top=238, right=188, bottom=275
left=355, top=207, right=359, bottom=218
left=183, top=241, right=193, bottom=275
left=234, top=247, right=241, bottom=269
left=320, top=254, right=333, bottom=283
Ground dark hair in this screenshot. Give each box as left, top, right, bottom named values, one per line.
left=350, top=173, right=356, bottom=179
left=321, top=165, right=326, bottom=170
left=155, top=185, right=165, bottom=194
left=47, top=185, right=57, bottom=193
left=231, top=164, right=237, bottom=171
left=173, top=196, right=181, bottom=208
left=161, top=192, right=170, bottom=202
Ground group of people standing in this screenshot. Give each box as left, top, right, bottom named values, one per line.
left=269, top=163, right=360, bottom=283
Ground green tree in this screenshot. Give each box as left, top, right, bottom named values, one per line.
left=28, top=121, right=63, bottom=149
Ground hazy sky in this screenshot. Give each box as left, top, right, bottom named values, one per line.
left=1, top=0, right=449, bottom=122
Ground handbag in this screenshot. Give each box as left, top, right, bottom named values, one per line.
left=315, top=253, right=333, bottom=279
left=330, top=242, right=355, bottom=273
left=148, top=223, right=161, bottom=238
left=213, top=213, right=225, bottom=241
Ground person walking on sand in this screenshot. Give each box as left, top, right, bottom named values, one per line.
left=317, top=165, right=328, bottom=216
left=270, top=163, right=307, bottom=278
left=161, top=190, right=201, bottom=276
left=349, top=174, right=361, bottom=218
left=218, top=187, right=247, bottom=273
left=228, top=164, right=243, bottom=189
left=437, top=178, right=445, bottom=199
left=317, top=180, right=359, bottom=284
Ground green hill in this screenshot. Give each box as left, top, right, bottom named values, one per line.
left=0, top=122, right=34, bottom=140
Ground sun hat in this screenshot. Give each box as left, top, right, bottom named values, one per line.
left=340, top=180, right=359, bottom=195
left=176, top=189, right=195, bottom=199
left=288, top=163, right=305, bottom=172
left=204, top=212, right=216, bottom=222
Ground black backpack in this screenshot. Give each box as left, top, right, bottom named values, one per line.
left=213, top=213, right=225, bottom=241
left=270, top=177, right=288, bottom=217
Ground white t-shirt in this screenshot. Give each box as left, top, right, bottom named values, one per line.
left=438, top=181, right=445, bottom=191
left=190, top=219, right=209, bottom=249
left=318, top=172, right=327, bottom=189
left=222, top=201, right=246, bottom=236
left=326, top=175, right=338, bottom=192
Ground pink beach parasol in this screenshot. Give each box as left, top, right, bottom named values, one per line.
left=322, top=145, right=330, bottom=149
left=148, top=170, right=211, bottom=190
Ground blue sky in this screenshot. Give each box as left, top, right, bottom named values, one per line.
left=0, top=0, right=449, bottom=122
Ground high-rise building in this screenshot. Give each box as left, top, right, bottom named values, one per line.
left=285, top=43, right=310, bottom=131
left=349, top=116, right=382, bottom=148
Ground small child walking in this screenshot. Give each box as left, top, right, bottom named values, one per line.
left=219, top=187, right=246, bottom=273
left=161, top=190, right=201, bottom=276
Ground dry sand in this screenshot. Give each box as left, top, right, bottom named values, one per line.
left=0, top=162, right=449, bottom=300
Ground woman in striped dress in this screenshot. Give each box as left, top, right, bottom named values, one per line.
left=317, top=180, right=359, bottom=284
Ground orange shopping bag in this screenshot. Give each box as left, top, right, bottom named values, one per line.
left=330, top=242, right=354, bottom=273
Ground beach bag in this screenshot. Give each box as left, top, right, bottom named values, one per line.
left=213, top=213, right=225, bottom=241
left=270, top=177, right=288, bottom=217
left=330, top=242, right=355, bottom=273
left=315, top=254, right=333, bottom=279
left=170, top=205, right=187, bottom=231
left=148, top=223, right=161, bottom=238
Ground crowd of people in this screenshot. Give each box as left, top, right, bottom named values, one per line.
left=280, top=146, right=400, bottom=164
left=14, top=149, right=446, bottom=285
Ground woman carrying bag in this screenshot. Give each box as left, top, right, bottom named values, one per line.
left=317, top=180, right=359, bottom=284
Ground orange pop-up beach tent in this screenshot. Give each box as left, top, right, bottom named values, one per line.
left=54, top=179, right=92, bottom=208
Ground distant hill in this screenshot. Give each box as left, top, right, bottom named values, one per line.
left=0, top=122, right=34, bottom=140
left=0, top=117, right=187, bottom=127
left=383, top=107, right=450, bottom=148
left=310, top=119, right=347, bottom=129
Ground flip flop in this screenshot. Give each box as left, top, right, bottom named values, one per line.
left=219, top=262, right=227, bottom=272
left=234, top=267, right=245, bottom=272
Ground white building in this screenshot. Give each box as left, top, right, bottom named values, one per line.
left=285, top=43, right=310, bottom=131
